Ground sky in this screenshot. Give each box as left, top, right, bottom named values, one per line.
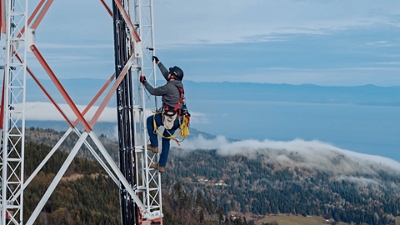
left=9, top=0, right=400, bottom=163
left=27, top=0, right=400, bottom=86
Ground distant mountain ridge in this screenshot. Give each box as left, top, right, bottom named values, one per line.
left=26, top=78, right=400, bottom=107
left=185, top=81, right=400, bottom=106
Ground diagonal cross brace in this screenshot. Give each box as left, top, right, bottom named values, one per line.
left=25, top=132, right=90, bottom=225
left=30, top=44, right=92, bottom=131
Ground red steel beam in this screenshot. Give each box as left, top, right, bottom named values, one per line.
left=30, top=44, right=92, bottom=131
left=73, top=73, right=115, bottom=127
left=89, top=54, right=136, bottom=127
left=0, top=0, right=5, bottom=34
left=18, top=0, right=47, bottom=38
left=28, top=0, right=46, bottom=25
left=100, top=0, right=113, bottom=17
left=113, top=0, right=141, bottom=43
left=15, top=50, right=114, bottom=128
left=31, top=0, right=54, bottom=30
left=14, top=53, right=73, bottom=127
left=28, top=68, right=73, bottom=127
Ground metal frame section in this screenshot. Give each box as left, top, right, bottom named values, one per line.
left=112, top=0, right=161, bottom=224
left=112, top=1, right=138, bottom=224
left=131, top=0, right=163, bottom=224
left=0, top=0, right=162, bottom=224
left=0, top=0, right=29, bottom=224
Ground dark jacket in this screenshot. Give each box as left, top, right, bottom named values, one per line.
left=143, top=62, right=183, bottom=109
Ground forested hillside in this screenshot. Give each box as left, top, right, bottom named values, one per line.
left=22, top=127, right=400, bottom=224
left=23, top=128, right=246, bottom=225
left=165, top=148, right=400, bottom=225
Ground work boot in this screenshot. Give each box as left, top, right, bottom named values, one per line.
left=150, top=163, right=165, bottom=173
left=147, top=144, right=158, bottom=153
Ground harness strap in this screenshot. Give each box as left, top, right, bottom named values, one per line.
left=165, top=86, right=184, bottom=113
left=174, top=87, right=184, bottom=111
left=152, top=111, right=190, bottom=145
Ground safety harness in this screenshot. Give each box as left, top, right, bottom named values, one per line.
left=164, top=86, right=184, bottom=113
left=152, top=85, right=190, bottom=145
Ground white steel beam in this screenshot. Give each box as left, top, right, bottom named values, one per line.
left=132, top=0, right=163, bottom=221
left=1, top=0, right=28, bottom=224
left=0, top=0, right=162, bottom=224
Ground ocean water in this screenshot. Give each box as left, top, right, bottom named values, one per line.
left=190, top=100, right=400, bottom=162
left=24, top=79, right=400, bottom=162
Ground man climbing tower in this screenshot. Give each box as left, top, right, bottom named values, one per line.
left=140, top=56, right=186, bottom=173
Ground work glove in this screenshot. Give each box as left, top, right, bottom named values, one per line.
left=139, top=76, right=147, bottom=83
left=152, top=56, right=159, bottom=64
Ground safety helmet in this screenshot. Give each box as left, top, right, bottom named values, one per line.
left=169, top=66, right=184, bottom=81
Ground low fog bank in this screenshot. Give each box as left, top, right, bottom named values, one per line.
left=178, top=135, right=400, bottom=176
left=21, top=102, right=400, bottom=177
left=23, top=102, right=208, bottom=125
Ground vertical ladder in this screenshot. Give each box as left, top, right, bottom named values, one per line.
left=113, top=0, right=162, bottom=224
left=0, top=0, right=29, bottom=224
left=133, top=0, right=163, bottom=223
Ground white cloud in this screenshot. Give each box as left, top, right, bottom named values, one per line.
left=335, top=175, right=380, bottom=186
left=203, top=67, right=400, bottom=86
left=23, top=102, right=206, bottom=125
left=178, top=135, right=400, bottom=175
left=23, top=102, right=149, bottom=122
left=154, top=0, right=400, bottom=45
left=35, top=0, right=400, bottom=47
left=21, top=0, right=400, bottom=86
left=35, top=43, right=112, bottom=49
left=23, top=102, right=118, bottom=122
left=188, top=112, right=209, bottom=124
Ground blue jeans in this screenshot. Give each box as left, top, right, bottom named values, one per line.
left=146, top=113, right=180, bottom=167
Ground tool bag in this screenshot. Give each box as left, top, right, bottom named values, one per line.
left=162, top=108, right=178, bottom=130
